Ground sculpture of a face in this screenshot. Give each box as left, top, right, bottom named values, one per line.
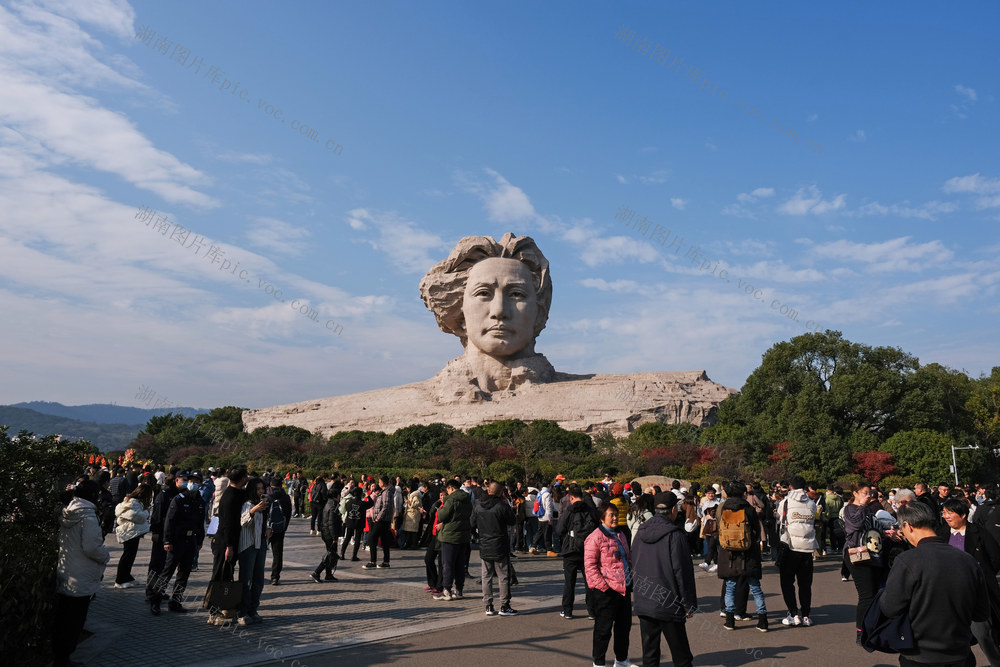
left=462, top=257, right=538, bottom=359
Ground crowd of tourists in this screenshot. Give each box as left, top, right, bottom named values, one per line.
left=53, top=461, right=1000, bottom=667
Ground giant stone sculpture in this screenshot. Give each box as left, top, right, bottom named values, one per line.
left=242, top=233, right=735, bottom=436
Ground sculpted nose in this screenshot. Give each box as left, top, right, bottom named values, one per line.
left=489, top=292, right=508, bottom=319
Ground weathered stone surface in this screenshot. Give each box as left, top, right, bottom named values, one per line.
left=242, top=368, right=736, bottom=438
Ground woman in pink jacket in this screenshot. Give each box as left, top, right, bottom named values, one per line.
left=585, top=503, right=633, bottom=667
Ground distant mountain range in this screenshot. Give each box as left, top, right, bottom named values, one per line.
left=0, top=402, right=211, bottom=452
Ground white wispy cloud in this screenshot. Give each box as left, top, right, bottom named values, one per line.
left=954, top=84, right=977, bottom=102
left=942, top=173, right=1000, bottom=209
left=811, top=237, right=953, bottom=272
left=778, top=186, right=846, bottom=216
left=578, top=235, right=662, bottom=267
left=851, top=200, right=957, bottom=221
left=638, top=170, right=669, bottom=184
left=850, top=130, right=866, bottom=143
left=951, top=84, right=978, bottom=118
left=725, top=187, right=775, bottom=218
left=579, top=278, right=648, bottom=293
left=670, top=197, right=687, bottom=210
left=245, top=217, right=310, bottom=256
left=344, top=208, right=449, bottom=274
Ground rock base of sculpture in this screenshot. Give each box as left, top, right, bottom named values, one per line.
left=242, top=368, right=736, bottom=438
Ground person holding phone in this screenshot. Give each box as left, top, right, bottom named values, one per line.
left=236, top=478, right=270, bottom=625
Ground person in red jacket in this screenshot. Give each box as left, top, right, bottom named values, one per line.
left=585, top=503, right=633, bottom=667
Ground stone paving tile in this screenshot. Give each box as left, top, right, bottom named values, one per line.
left=77, top=519, right=567, bottom=667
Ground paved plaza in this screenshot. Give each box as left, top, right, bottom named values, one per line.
left=78, top=519, right=990, bottom=666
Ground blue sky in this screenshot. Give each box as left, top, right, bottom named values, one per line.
left=1, top=0, right=997, bottom=411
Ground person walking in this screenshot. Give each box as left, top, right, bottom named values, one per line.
left=717, top=481, right=768, bottom=632
left=308, top=475, right=327, bottom=535
left=113, top=483, right=151, bottom=588
left=473, top=481, right=519, bottom=616
left=267, top=477, right=292, bottom=585
left=557, top=483, right=599, bottom=619
left=311, top=489, right=343, bottom=583
left=434, top=479, right=473, bottom=600
left=882, top=501, right=989, bottom=666
left=585, top=503, right=634, bottom=667
left=632, top=491, right=696, bottom=667
left=53, top=481, right=110, bottom=667
left=776, top=475, right=819, bottom=628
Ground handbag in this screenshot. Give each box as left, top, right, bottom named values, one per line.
left=204, top=579, right=242, bottom=611
left=848, top=545, right=871, bottom=564
left=203, top=558, right=241, bottom=611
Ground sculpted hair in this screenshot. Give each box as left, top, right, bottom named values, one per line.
left=419, top=233, right=552, bottom=347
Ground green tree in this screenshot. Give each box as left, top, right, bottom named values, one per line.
left=968, top=367, right=1000, bottom=448
left=466, top=419, right=527, bottom=446
left=717, top=330, right=920, bottom=478
left=881, top=429, right=956, bottom=483
left=385, top=423, right=457, bottom=461
left=0, top=428, right=99, bottom=663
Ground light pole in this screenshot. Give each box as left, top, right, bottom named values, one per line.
left=951, top=444, right=979, bottom=487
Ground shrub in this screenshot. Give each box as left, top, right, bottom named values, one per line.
left=0, top=428, right=99, bottom=664
left=486, top=460, right=525, bottom=483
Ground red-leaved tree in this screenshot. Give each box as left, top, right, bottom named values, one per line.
left=852, top=451, right=897, bottom=485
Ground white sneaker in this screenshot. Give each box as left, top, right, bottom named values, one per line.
left=708, top=564, right=718, bottom=573
left=719, top=610, right=727, bottom=617
left=614, top=660, right=632, bottom=667
left=801, top=616, right=812, bottom=627
left=699, top=562, right=710, bottom=571
left=781, top=613, right=801, bottom=626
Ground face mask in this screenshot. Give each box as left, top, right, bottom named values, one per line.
left=187, top=482, right=200, bottom=492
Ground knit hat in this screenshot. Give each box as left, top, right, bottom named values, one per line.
left=611, top=482, right=624, bottom=496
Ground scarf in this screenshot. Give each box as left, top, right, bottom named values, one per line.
left=600, top=524, right=632, bottom=586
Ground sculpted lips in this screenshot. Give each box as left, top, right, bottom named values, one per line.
left=486, top=325, right=513, bottom=336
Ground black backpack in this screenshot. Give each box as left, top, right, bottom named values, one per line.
left=564, top=508, right=598, bottom=555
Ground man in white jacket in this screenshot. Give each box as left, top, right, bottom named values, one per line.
left=777, top=475, right=819, bottom=627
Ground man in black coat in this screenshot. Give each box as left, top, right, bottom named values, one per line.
left=150, top=472, right=205, bottom=615
left=883, top=501, right=988, bottom=666
left=144, top=473, right=183, bottom=605
left=312, top=495, right=343, bottom=583
left=267, top=478, right=293, bottom=585
left=206, top=467, right=248, bottom=624
left=472, top=482, right=518, bottom=616
left=632, top=492, right=696, bottom=667
left=556, top=483, right=599, bottom=619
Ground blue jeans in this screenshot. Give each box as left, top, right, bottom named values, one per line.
left=238, top=545, right=266, bottom=618
left=724, top=577, right=766, bottom=614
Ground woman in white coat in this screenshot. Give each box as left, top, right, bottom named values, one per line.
left=54, top=480, right=111, bottom=667
left=114, top=483, right=152, bottom=588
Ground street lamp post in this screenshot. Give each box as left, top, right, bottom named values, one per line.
left=951, top=444, right=980, bottom=487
